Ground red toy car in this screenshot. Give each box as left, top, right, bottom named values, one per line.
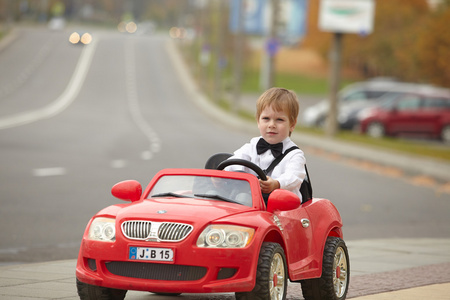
left=76, top=158, right=349, bottom=300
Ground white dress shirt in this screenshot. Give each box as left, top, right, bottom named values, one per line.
left=226, top=136, right=306, bottom=201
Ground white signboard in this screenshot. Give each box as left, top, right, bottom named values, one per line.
left=319, top=0, right=375, bottom=35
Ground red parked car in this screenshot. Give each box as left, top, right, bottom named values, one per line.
left=359, top=88, right=450, bottom=142
left=76, top=157, right=349, bottom=300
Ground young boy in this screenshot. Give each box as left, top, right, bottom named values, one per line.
left=226, top=87, right=306, bottom=202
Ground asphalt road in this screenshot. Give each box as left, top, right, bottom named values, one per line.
left=0, top=26, right=449, bottom=265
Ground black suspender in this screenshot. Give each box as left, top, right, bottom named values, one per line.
left=262, top=146, right=313, bottom=203
left=263, top=146, right=299, bottom=176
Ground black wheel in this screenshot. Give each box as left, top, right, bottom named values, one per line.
left=301, top=237, right=349, bottom=300
left=235, top=242, right=287, bottom=300
left=366, top=122, right=385, bottom=138
left=441, top=125, right=450, bottom=143
left=316, top=116, right=326, bottom=128
left=76, top=279, right=127, bottom=300
left=217, top=158, right=267, bottom=181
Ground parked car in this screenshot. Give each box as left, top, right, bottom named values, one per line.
left=76, top=156, right=349, bottom=300
left=358, top=86, right=450, bottom=142
left=337, top=91, right=402, bottom=130
left=303, top=78, right=433, bottom=130
left=303, top=78, right=399, bottom=128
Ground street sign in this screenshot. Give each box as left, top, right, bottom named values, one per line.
left=319, top=0, right=375, bottom=35
left=266, top=37, right=280, bottom=57
left=230, top=0, right=309, bottom=42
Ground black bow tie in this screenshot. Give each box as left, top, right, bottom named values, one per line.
left=257, top=138, right=283, bottom=158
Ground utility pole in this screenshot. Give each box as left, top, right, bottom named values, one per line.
left=260, top=0, right=281, bottom=91
left=213, top=0, right=225, bottom=103
left=232, top=0, right=244, bottom=113
left=326, top=32, right=343, bottom=137
left=267, top=0, right=280, bottom=88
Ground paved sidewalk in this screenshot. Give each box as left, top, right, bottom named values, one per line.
left=351, top=283, right=450, bottom=300
left=1, top=239, right=450, bottom=299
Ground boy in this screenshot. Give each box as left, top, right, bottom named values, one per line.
left=226, top=87, right=306, bottom=202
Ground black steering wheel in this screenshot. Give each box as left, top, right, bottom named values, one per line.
left=216, top=159, right=267, bottom=181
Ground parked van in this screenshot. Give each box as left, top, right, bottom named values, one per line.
left=358, top=86, right=450, bottom=142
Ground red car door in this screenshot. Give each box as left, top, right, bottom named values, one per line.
left=389, top=94, right=424, bottom=135
left=421, top=97, right=448, bottom=137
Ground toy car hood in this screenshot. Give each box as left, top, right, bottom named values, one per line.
left=113, top=197, right=256, bottom=224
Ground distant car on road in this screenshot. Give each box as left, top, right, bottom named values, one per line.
left=69, top=31, right=93, bottom=45
left=358, top=86, right=450, bottom=142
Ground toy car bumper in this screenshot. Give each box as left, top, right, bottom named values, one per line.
left=76, top=238, right=259, bottom=293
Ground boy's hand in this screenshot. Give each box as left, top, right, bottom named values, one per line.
left=259, top=176, right=280, bottom=194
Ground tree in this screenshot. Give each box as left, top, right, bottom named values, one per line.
left=343, top=0, right=429, bottom=80
left=417, top=2, right=450, bottom=87
left=301, top=0, right=450, bottom=88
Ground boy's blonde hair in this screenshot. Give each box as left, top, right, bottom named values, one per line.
left=256, top=87, right=299, bottom=126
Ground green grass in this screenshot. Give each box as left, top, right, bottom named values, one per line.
left=241, top=69, right=355, bottom=95
left=338, top=132, right=450, bottom=161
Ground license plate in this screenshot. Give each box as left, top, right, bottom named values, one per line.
left=129, top=247, right=174, bottom=262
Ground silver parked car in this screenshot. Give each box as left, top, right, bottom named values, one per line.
left=302, top=79, right=433, bottom=130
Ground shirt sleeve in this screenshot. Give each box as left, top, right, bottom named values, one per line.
left=274, top=150, right=306, bottom=192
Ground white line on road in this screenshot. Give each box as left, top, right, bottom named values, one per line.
left=124, top=39, right=161, bottom=158
left=32, top=167, right=67, bottom=177
left=110, top=159, right=127, bottom=169
left=0, top=38, right=99, bottom=130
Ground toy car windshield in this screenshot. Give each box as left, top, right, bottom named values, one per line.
left=147, top=175, right=253, bottom=207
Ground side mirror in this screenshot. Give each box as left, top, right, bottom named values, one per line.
left=266, top=189, right=301, bottom=213
left=111, top=180, right=142, bottom=202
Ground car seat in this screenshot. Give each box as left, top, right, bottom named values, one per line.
left=205, top=153, right=233, bottom=169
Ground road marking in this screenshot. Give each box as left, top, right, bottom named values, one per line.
left=111, top=159, right=127, bottom=169
left=32, top=167, right=67, bottom=177
left=0, top=38, right=53, bottom=99
left=124, top=39, right=161, bottom=159
left=0, top=38, right=98, bottom=130
left=141, top=150, right=152, bottom=160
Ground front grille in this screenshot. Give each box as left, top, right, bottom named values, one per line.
left=158, top=223, right=193, bottom=241
left=105, top=261, right=207, bottom=281
left=122, top=221, right=152, bottom=239
left=121, top=221, right=193, bottom=242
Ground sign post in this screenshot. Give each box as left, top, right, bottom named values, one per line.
left=230, top=0, right=309, bottom=91
left=318, top=0, right=375, bottom=137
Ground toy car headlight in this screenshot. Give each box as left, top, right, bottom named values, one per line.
left=196, top=225, right=254, bottom=248
left=88, top=217, right=116, bottom=242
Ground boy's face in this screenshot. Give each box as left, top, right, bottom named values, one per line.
left=257, top=105, right=296, bottom=145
